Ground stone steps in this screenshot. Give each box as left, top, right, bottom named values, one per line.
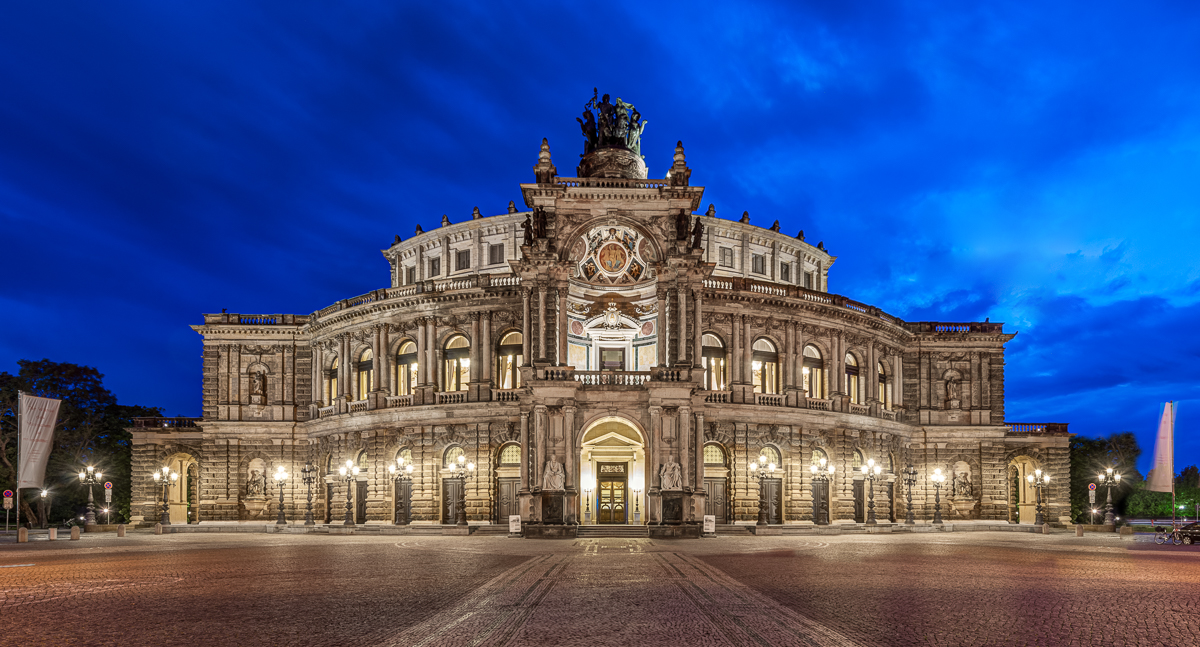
left=576, top=525, right=649, bottom=538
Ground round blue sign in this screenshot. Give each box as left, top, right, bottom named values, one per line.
left=2, top=489, right=12, bottom=498
left=1088, top=483, right=1097, bottom=491
left=104, top=482, right=113, bottom=489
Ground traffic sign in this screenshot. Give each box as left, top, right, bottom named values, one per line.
left=1088, top=483, right=1097, bottom=491
left=1089, top=490, right=1096, bottom=504
left=105, top=488, right=112, bottom=502
left=3, top=497, right=11, bottom=510
left=2, top=490, right=12, bottom=498
left=104, top=481, right=113, bottom=490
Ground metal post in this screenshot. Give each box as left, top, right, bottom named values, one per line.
left=933, top=482, right=943, bottom=525
left=85, top=484, right=96, bottom=526
left=1034, top=484, right=1044, bottom=526
left=161, top=481, right=171, bottom=526
left=456, top=478, right=468, bottom=526
left=344, top=476, right=354, bottom=526
left=303, top=462, right=315, bottom=526
left=1104, top=485, right=1114, bottom=526
left=276, top=478, right=287, bottom=525
left=903, top=464, right=916, bottom=525
left=866, top=475, right=877, bottom=525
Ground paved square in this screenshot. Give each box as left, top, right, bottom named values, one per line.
left=2, top=532, right=1198, bottom=646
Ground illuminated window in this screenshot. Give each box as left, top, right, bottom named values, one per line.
left=444, top=446, right=464, bottom=468
left=396, top=449, right=413, bottom=467
left=443, top=335, right=470, bottom=391
left=811, top=448, right=828, bottom=467
left=325, top=357, right=339, bottom=403
left=701, top=333, right=727, bottom=391
left=845, top=353, right=860, bottom=404
left=500, top=444, right=521, bottom=465
left=878, top=361, right=891, bottom=410
left=395, top=342, right=418, bottom=396
left=704, top=444, right=726, bottom=465
left=751, top=338, right=779, bottom=394
left=357, top=349, right=373, bottom=399
left=852, top=449, right=863, bottom=470
left=759, top=446, right=781, bottom=468
left=803, top=345, right=825, bottom=399
left=496, top=331, right=523, bottom=389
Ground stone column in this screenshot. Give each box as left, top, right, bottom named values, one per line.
left=563, top=406, right=577, bottom=488
left=426, top=318, right=437, bottom=388
left=796, top=325, right=807, bottom=402
left=481, top=312, right=492, bottom=387
left=742, top=315, right=752, bottom=389
left=379, top=326, right=390, bottom=394
left=312, top=344, right=322, bottom=405
left=340, top=336, right=350, bottom=399
left=656, top=289, right=668, bottom=366
left=648, top=406, right=662, bottom=489
left=679, top=406, right=691, bottom=488
left=894, top=353, right=904, bottom=409
left=372, top=326, right=383, bottom=392
left=980, top=353, right=989, bottom=408
left=519, top=412, right=530, bottom=490
left=557, top=287, right=567, bottom=366
left=521, top=288, right=532, bottom=365
left=677, top=285, right=687, bottom=365
left=694, top=411, right=705, bottom=491
left=692, top=288, right=703, bottom=369
left=784, top=322, right=795, bottom=389
left=970, top=352, right=981, bottom=409
left=730, top=314, right=741, bottom=384
left=415, top=319, right=426, bottom=386
left=534, top=405, right=548, bottom=488
left=537, top=282, right=547, bottom=361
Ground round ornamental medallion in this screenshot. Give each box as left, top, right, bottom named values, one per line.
left=641, top=321, right=654, bottom=336
left=597, top=243, right=629, bottom=274
left=571, top=320, right=585, bottom=335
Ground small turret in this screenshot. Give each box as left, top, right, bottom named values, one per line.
left=472, top=206, right=482, bottom=220
left=668, top=140, right=692, bottom=187
left=533, top=138, right=557, bottom=184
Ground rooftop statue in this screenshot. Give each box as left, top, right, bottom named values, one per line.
left=578, top=88, right=648, bottom=157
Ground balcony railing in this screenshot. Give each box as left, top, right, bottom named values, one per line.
left=131, top=417, right=201, bottom=428
left=492, top=389, right=521, bottom=402
left=849, top=403, right=870, bottom=415
left=574, top=371, right=651, bottom=386
left=805, top=398, right=833, bottom=411
left=317, top=405, right=338, bottom=418
left=385, top=394, right=413, bottom=408
left=1005, top=422, right=1069, bottom=435
left=438, top=391, right=467, bottom=404
left=703, top=390, right=731, bottom=403
left=754, top=393, right=784, bottom=407
left=201, top=313, right=309, bottom=326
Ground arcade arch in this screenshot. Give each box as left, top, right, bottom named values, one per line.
left=579, top=417, right=646, bottom=525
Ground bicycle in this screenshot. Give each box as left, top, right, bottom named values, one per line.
left=1154, top=526, right=1183, bottom=546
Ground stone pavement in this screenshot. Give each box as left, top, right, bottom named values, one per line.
left=2, top=531, right=1198, bottom=646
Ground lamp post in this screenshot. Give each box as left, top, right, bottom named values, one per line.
left=447, top=454, right=476, bottom=526
left=301, top=462, right=316, bottom=526
left=1097, top=467, right=1121, bottom=525
left=902, top=463, right=918, bottom=525
left=1027, top=469, right=1050, bottom=525
left=274, top=465, right=289, bottom=525
left=151, top=466, right=178, bottom=525
left=630, top=476, right=643, bottom=524
left=749, top=454, right=776, bottom=526
left=582, top=476, right=595, bottom=524
left=39, top=489, right=49, bottom=529
left=930, top=468, right=946, bottom=525
left=338, top=460, right=360, bottom=526
left=809, top=457, right=834, bottom=525
left=861, top=458, right=883, bottom=525
left=78, top=465, right=103, bottom=526
left=387, top=458, right=414, bottom=525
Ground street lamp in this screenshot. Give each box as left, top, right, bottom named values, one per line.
left=78, top=465, right=103, bottom=526
left=582, top=476, right=595, bottom=524
left=930, top=468, right=946, bottom=525
left=902, top=463, right=918, bottom=525
left=809, top=457, right=834, bottom=525
left=1097, top=467, right=1121, bottom=525
left=387, top=458, right=414, bottom=525
left=151, top=466, right=178, bottom=525
left=630, top=476, right=643, bottom=524
left=749, top=454, right=776, bottom=526
left=300, top=462, right=317, bottom=526
left=447, top=454, right=476, bottom=526
left=1026, top=469, right=1050, bottom=525
left=39, top=489, right=49, bottom=529
left=861, top=458, right=883, bottom=525
left=273, top=465, right=289, bottom=525
left=102, top=508, right=110, bottom=525
left=338, top=460, right=360, bottom=526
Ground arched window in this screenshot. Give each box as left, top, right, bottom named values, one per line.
left=811, top=448, right=829, bottom=467
left=802, top=345, right=825, bottom=399
left=325, top=357, right=339, bottom=403
left=395, top=342, right=418, bottom=396
left=355, top=449, right=368, bottom=469
left=878, top=361, right=891, bottom=410
left=701, top=334, right=727, bottom=391
left=357, top=349, right=374, bottom=400
left=496, top=332, right=523, bottom=389
left=759, top=446, right=781, bottom=468
left=703, top=443, right=726, bottom=466
left=845, top=353, right=860, bottom=404
left=852, top=449, right=864, bottom=470
left=396, top=448, right=413, bottom=467
left=444, top=445, right=465, bottom=468
left=443, top=335, right=470, bottom=392
left=499, top=444, right=521, bottom=465
left=887, top=452, right=895, bottom=474
left=324, top=454, right=333, bottom=475
left=751, top=339, right=779, bottom=394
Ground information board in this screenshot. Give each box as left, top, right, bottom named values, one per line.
left=703, top=515, right=716, bottom=534
left=509, top=515, right=522, bottom=534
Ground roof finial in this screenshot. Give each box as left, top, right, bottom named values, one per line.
left=668, top=140, right=691, bottom=187
left=441, top=214, right=451, bottom=227
left=508, top=200, right=517, bottom=214
left=533, top=138, right=557, bottom=184
left=705, top=204, right=716, bottom=217
left=740, top=210, right=750, bottom=224
left=472, top=206, right=482, bottom=220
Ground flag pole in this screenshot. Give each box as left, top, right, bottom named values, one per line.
left=14, top=390, right=20, bottom=531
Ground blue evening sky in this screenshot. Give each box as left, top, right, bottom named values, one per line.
left=1, top=2, right=1197, bottom=475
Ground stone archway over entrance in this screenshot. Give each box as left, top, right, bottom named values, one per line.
left=162, top=452, right=199, bottom=524
left=1009, top=455, right=1040, bottom=524
left=580, top=417, right=645, bottom=525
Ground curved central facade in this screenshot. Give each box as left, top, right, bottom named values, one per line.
left=130, top=110, right=1070, bottom=533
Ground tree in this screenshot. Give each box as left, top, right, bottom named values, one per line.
left=1068, top=432, right=1141, bottom=523
left=0, top=359, right=162, bottom=524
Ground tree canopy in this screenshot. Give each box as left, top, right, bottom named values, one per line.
left=1068, top=432, right=1141, bottom=523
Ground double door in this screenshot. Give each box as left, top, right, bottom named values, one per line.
left=394, top=480, right=411, bottom=525
left=496, top=478, right=520, bottom=522
left=760, top=478, right=782, bottom=525
left=598, top=476, right=627, bottom=524
left=704, top=477, right=728, bottom=523
left=443, top=478, right=464, bottom=524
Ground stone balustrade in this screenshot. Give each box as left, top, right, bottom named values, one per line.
left=438, top=391, right=467, bottom=405
left=131, top=417, right=201, bottom=428
left=1005, top=422, right=1069, bottom=435
left=574, top=371, right=651, bottom=386
left=385, top=394, right=413, bottom=408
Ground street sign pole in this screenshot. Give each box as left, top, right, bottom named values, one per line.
left=104, top=482, right=113, bottom=525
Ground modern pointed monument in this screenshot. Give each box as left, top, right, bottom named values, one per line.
left=1146, top=401, right=1176, bottom=494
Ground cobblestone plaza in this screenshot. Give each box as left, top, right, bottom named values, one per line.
left=3, top=532, right=1197, bottom=646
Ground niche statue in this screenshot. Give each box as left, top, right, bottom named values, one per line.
left=543, top=459, right=566, bottom=491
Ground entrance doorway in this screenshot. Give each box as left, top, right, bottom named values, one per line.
left=853, top=480, right=865, bottom=523
left=443, top=478, right=463, bottom=524
left=598, top=463, right=627, bottom=524
left=812, top=479, right=830, bottom=525
left=703, top=477, right=728, bottom=523
left=394, top=480, right=411, bottom=525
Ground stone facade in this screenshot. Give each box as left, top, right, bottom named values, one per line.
left=130, top=125, right=1070, bottom=530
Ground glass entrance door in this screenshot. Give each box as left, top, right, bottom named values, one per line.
left=598, top=477, right=627, bottom=524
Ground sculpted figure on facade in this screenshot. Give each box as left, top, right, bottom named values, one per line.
left=661, top=461, right=683, bottom=491
left=543, top=458, right=565, bottom=491
left=246, top=470, right=266, bottom=497
left=946, top=377, right=962, bottom=406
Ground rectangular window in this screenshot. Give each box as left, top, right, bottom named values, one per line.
left=780, top=263, right=791, bottom=283
left=405, top=266, right=416, bottom=285
left=804, top=272, right=814, bottom=289
left=719, top=247, right=733, bottom=267
left=751, top=254, right=765, bottom=274
left=489, top=243, right=504, bottom=265
left=429, top=258, right=441, bottom=277
left=456, top=250, right=470, bottom=271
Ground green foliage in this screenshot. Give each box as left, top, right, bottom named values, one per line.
left=1122, top=465, right=1200, bottom=521
left=0, top=359, right=162, bottom=524
left=1068, top=432, right=1141, bottom=523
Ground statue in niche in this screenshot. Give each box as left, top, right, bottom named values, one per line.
left=532, top=207, right=547, bottom=239
left=675, top=209, right=689, bottom=241
left=955, top=472, right=972, bottom=498
left=543, top=458, right=565, bottom=491
left=661, top=461, right=683, bottom=491
left=251, top=372, right=266, bottom=396
left=946, top=378, right=962, bottom=407
left=521, top=213, right=533, bottom=247
left=691, top=215, right=704, bottom=249
left=246, top=470, right=266, bottom=497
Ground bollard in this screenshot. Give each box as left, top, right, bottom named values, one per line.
left=1075, top=525, right=1084, bottom=537
left=70, top=527, right=80, bottom=540
left=154, top=523, right=163, bottom=535
left=17, top=527, right=28, bottom=543
left=1042, top=523, right=1051, bottom=534
left=48, top=528, right=57, bottom=540
left=117, top=524, right=126, bottom=537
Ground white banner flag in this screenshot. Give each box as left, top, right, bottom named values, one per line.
left=17, top=394, right=61, bottom=490
left=1147, top=401, right=1175, bottom=494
